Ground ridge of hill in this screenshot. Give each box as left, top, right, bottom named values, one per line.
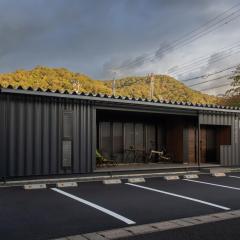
left=104, top=75, right=217, bottom=104
left=0, top=66, right=218, bottom=104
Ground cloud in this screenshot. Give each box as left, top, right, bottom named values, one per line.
left=102, top=41, right=174, bottom=78
left=178, top=51, right=238, bottom=95
left=0, top=0, right=239, bottom=96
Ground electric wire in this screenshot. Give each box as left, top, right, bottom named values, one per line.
left=168, top=42, right=240, bottom=75
left=113, top=3, right=240, bottom=72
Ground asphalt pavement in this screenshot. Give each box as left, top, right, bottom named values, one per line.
left=1, top=173, right=240, bottom=239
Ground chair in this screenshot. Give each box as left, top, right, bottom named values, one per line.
left=96, top=150, right=117, bottom=167
left=149, top=149, right=171, bottom=162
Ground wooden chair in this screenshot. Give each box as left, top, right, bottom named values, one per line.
left=149, top=149, right=171, bottom=162
left=96, top=150, right=117, bottom=167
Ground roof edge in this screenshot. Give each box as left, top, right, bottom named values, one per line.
left=0, top=85, right=239, bottom=114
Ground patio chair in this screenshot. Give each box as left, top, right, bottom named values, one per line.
left=96, top=150, right=117, bottom=167
left=148, top=148, right=171, bottom=162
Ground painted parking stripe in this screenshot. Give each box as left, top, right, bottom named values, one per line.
left=51, top=188, right=136, bottom=225
left=229, top=175, right=240, bottom=179
left=184, top=179, right=240, bottom=191
left=126, top=183, right=230, bottom=211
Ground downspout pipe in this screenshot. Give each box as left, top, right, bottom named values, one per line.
left=197, top=111, right=201, bottom=171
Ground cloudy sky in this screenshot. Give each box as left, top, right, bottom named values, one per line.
left=0, top=0, right=240, bottom=95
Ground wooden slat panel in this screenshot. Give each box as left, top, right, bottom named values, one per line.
left=188, top=126, right=196, bottom=163
left=166, top=118, right=183, bottom=162
left=200, top=127, right=207, bottom=163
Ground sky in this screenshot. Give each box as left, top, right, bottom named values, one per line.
left=0, top=0, right=240, bottom=95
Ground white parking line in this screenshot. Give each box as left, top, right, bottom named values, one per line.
left=126, top=183, right=230, bottom=211
left=51, top=188, right=136, bottom=225
left=184, top=179, right=240, bottom=191
left=229, top=175, right=240, bottom=179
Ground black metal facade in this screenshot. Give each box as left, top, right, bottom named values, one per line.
left=0, top=87, right=240, bottom=179
left=0, top=93, right=96, bottom=179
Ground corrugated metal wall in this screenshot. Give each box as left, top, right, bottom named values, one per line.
left=199, top=112, right=240, bottom=166
left=0, top=94, right=7, bottom=178
left=1, top=91, right=240, bottom=179
left=0, top=93, right=95, bottom=178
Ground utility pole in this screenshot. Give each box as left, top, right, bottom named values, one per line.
left=149, top=73, right=155, bottom=99
left=71, top=79, right=81, bottom=93
left=112, top=71, right=117, bottom=96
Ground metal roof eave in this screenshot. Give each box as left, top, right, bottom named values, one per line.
left=1, top=87, right=240, bottom=115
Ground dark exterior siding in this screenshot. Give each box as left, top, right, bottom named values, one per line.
left=199, top=112, right=240, bottom=166
left=1, top=88, right=240, bottom=179
left=0, top=93, right=95, bottom=178
left=0, top=95, right=7, bottom=178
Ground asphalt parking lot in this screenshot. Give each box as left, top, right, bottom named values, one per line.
left=2, top=173, right=240, bottom=240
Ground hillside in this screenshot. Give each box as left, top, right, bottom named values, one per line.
left=104, top=75, right=217, bottom=104
left=0, top=66, right=218, bottom=104
left=0, top=66, right=111, bottom=95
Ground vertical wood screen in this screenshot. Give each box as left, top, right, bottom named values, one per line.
left=62, top=111, right=73, bottom=168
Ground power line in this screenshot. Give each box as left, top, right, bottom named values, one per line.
left=168, top=41, right=240, bottom=74
left=113, top=3, right=240, bottom=72
left=152, top=8, right=240, bottom=59
left=182, top=64, right=239, bottom=82
left=164, top=2, right=240, bottom=50
left=200, top=82, right=232, bottom=91
left=168, top=41, right=240, bottom=73
left=188, top=74, right=232, bottom=87
left=171, top=47, right=240, bottom=76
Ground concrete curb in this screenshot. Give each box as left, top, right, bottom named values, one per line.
left=53, top=210, right=240, bottom=240
left=1, top=167, right=240, bottom=188
left=0, top=170, right=200, bottom=188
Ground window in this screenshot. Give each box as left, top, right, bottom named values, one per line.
left=113, top=122, right=123, bottom=161
left=99, top=122, right=111, bottom=159
left=62, top=111, right=73, bottom=168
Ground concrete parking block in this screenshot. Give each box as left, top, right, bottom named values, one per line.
left=128, top=178, right=146, bottom=183
left=103, top=179, right=122, bottom=185
left=56, top=182, right=78, bottom=188
left=183, top=174, right=199, bottom=179
left=98, top=229, right=133, bottom=239
left=125, top=224, right=157, bottom=235
left=163, top=175, right=180, bottom=181
left=212, top=172, right=226, bottom=177
left=151, top=221, right=181, bottom=230
left=23, top=184, right=47, bottom=190
left=83, top=233, right=107, bottom=240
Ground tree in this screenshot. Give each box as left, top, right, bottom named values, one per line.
left=221, top=65, right=240, bottom=107
left=0, top=66, right=219, bottom=105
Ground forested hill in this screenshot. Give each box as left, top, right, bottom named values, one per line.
left=0, top=66, right=111, bottom=94
left=0, top=66, right=218, bottom=104
left=104, top=76, right=217, bottom=104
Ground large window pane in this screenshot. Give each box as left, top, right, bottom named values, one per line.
left=124, top=123, right=135, bottom=162
left=146, top=124, right=156, bottom=153
left=99, top=122, right=111, bottom=159
left=135, top=123, right=144, bottom=162
left=113, top=122, right=123, bottom=162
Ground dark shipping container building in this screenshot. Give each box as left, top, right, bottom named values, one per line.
left=0, top=86, right=240, bottom=179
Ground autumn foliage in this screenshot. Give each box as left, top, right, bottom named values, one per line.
left=0, top=65, right=221, bottom=104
